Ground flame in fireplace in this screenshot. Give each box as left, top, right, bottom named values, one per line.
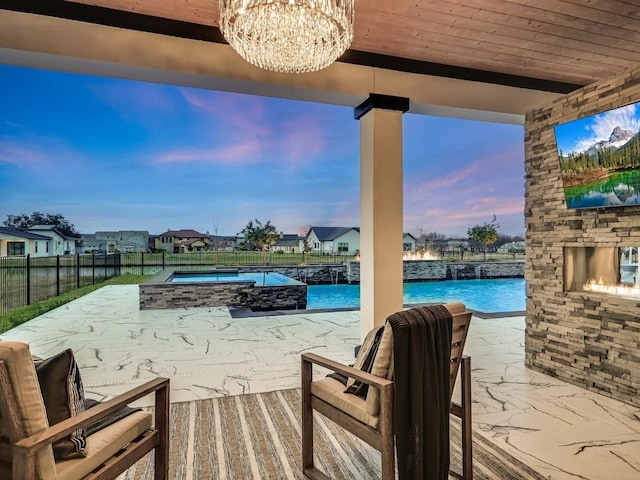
left=583, top=280, right=640, bottom=299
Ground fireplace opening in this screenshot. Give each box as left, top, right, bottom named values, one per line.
left=564, top=246, right=640, bottom=299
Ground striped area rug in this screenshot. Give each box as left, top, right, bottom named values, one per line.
left=121, top=389, right=544, bottom=480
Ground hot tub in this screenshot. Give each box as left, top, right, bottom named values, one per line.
left=139, top=269, right=307, bottom=311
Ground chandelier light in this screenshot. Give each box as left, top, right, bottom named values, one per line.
left=219, top=0, right=355, bottom=74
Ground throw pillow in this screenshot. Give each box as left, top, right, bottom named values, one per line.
left=344, top=325, right=385, bottom=398
left=35, top=349, right=87, bottom=460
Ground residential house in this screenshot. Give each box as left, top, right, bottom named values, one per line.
left=306, top=227, right=360, bottom=255
left=79, top=234, right=107, bottom=254
left=95, top=230, right=150, bottom=253
left=498, top=241, right=526, bottom=254
left=209, top=235, right=239, bottom=252
left=26, top=225, right=76, bottom=255
left=403, top=233, right=417, bottom=252
left=306, top=227, right=418, bottom=256
left=443, top=239, right=472, bottom=257
left=0, top=227, right=51, bottom=257
left=155, top=229, right=211, bottom=253
left=272, top=234, right=303, bottom=253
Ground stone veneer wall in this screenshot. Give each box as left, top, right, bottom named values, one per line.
left=525, top=68, right=640, bottom=406
left=248, top=285, right=307, bottom=310
left=238, top=265, right=346, bottom=284
left=347, top=260, right=523, bottom=283
left=140, top=282, right=307, bottom=310
left=140, top=282, right=252, bottom=310
left=447, top=261, right=524, bottom=280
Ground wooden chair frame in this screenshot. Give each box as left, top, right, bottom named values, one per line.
left=0, top=360, right=170, bottom=480
left=301, top=309, right=473, bottom=480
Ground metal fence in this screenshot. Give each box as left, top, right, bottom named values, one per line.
left=118, top=251, right=353, bottom=275
left=0, top=254, right=121, bottom=314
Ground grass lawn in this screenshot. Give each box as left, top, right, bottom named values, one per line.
left=0, top=275, right=148, bottom=335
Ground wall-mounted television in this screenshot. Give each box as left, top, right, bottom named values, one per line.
left=554, top=102, right=640, bottom=209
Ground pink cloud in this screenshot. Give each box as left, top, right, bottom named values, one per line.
left=0, top=140, right=50, bottom=168
left=153, top=139, right=264, bottom=165
left=404, top=195, right=524, bottom=235
left=163, top=90, right=331, bottom=169
left=181, top=89, right=272, bottom=136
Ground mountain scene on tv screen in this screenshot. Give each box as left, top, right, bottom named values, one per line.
left=555, top=104, right=640, bottom=209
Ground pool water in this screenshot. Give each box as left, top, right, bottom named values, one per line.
left=169, top=272, right=301, bottom=286
left=307, top=279, right=525, bottom=313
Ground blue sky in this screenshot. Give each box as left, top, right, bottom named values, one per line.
left=0, top=65, right=526, bottom=237
left=554, top=103, right=640, bottom=155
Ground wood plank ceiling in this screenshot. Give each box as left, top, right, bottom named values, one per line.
left=56, top=0, right=640, bottom=88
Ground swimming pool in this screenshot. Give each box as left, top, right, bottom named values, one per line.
left=169, top=271, right=300, bottom=286
left=307, top=278, right=525, bottom=313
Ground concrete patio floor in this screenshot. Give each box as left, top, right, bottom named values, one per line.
left=1, top=285, right=639, bottom=479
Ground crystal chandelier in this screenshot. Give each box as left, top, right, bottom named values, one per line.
left=219, top=0, right=355, bottom=74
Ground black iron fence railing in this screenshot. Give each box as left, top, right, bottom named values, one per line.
left=0, top=253, right=121, bottom=314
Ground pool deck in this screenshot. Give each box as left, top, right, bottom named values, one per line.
left=2, top=284, right=639, bottom=479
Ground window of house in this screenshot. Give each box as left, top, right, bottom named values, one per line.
left=338, top=242, right=348, bottom=252
left=35, top=241, right=38, bottom=253
left=314, top=242, right=320, bottom=249
left=8, top=242, right=25, bottom=256
left=46, top=242, right=49, bottom=253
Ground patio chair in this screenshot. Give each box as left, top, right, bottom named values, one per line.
left=301, top=302, right=473, bottom=480
left=0, top=341, right=169, bottom=480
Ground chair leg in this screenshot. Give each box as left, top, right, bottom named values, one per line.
left=379, top=386, right=395, bottom=480
left=301, top=356, right=314, bottom=476
left=460, top=356, right=473, bottom=480
left=154, top=380, right=170, bottom=480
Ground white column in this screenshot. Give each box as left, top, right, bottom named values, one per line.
left=356, top=94, right=409, bottom=339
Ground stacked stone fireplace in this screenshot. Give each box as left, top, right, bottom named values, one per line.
left=525, top=69, right=640, bottom=407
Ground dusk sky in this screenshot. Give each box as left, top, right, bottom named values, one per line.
left=0, top=64, right=526, bottom=238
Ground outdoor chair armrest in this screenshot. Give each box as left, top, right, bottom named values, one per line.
left=14, top=377, right=169, bottom=454
left=302, top=352, right=392, bottom=391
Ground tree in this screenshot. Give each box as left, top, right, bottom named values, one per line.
left=300, top=228, right=313, bottom=264
left=421, top=231, right=447, bottom=257
left=239, top=219, right=280, bottom=262
left=3, top=212, right=80, bottom=238
left=467, top=216, right=500, bottom=261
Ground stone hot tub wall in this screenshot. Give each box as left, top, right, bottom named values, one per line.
left=525, top=68, right=640, bottom=406
left=139, top=269, right=307, bottom=311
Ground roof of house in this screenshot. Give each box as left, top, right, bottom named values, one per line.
left=274, top=234, right=302, bottom=247
left=158, top=229, right=208, bottom=238
left=27, top=225, right=74, bottom=239
left=308, top=227, right=359, bottom=241
left=403, top=233, right=417, bottom=240
left=0, top=227, right=52, bottom=240
left=95, top=230, right=149, bottom=236
left=209, top=235, right=237, bottom=242
left=181, top=238, right=207, bottom=246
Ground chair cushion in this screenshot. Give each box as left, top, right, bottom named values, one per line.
left=312, top=378, right=378, bottom=429
left=35, top=349, right=87, bottom=460
left=0, top=341, right=57, bottom=479
left=55, top=411, right=153, bottom=480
